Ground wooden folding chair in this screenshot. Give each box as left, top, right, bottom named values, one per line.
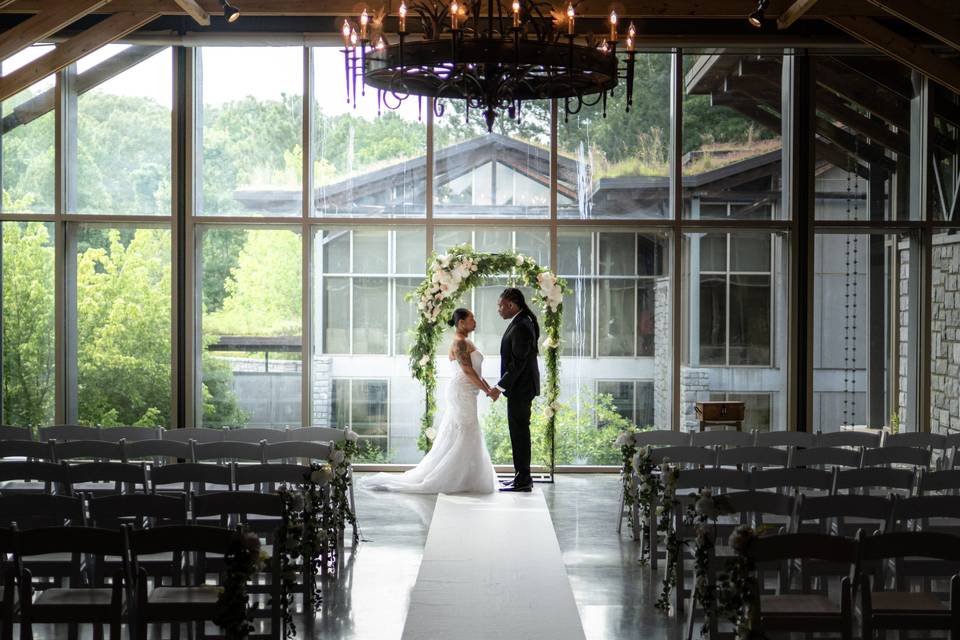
left=69, top=462, right=149, bottom=496
left=742, top=533, right=857, bottom=639
left=99, top=427, right=163, bottom=443
left=858, top=530, right=960, bottom=639
left=14, top=525, right=125, bottom=640
left=38, top=426, right=101, bottom=442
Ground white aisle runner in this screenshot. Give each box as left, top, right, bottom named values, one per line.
left=401, top=490, right=587, bottom=640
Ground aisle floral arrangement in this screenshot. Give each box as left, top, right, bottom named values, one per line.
left=407, top=245, right=568, bottom=469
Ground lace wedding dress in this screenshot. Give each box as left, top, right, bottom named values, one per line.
left=364, top=350, right=498, bottom=494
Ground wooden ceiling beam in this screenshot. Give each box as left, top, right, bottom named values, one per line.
left=0, top=0, right=110, bottom=64
left=816, top=62, right=910, bottom=129
left=814, top=87, right=909, bottom=155
left=827, top=15, right=960, bottom=95
left=0, top=11, right=160, bottom=102
left=172, top=0, right=209, bottom=26
left=867, top=0, right=960, bottom=53
left=0, top=0, right=910, bottom=18
left=0, top=1, right=19, bottom=9
left=777, top=0, right=818, bottom=30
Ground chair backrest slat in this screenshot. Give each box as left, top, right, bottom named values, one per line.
left=222, top=428, right=287, bottom=444
left=39, top=425, right=101, bottom=442
left=127, top=524, right=236, bottom=556
left=861, top=446, right=931, bottom=469
left=192, top=491, right=283, bottom=519
left=150, top=462, right=232, bottom=491
left=860, top=531, right=960, bottom=562
left=0, top=460, right=70, bottom=486
left=234, top=463, right=311, bottom=487
left=724, top=490, right=796, bottom=518
left=631, top=430, right=690, bottom=447
left=795, top=494, right=893, bottom=523
left=162, top=428, right=224, bottom=444
left=674, top=468, right=751, bottom=492
left=817, top=430, right=881, bottom=448
left=0, top=494, right=84, bottom=528
left=789, top=446, right=862, bottom=469
left=99, top=426, right=162, bottom=443
left=16, top=525, right=123, bottom=556
left=690, top=430, right=753, bottom=448
left=746, top=532, right=858, bottom=564
left=891, top=495, right=960, bottom=522
left=0, top=440, right=54, bottom=460
left=883, top=431, right=946, bottom=450
left=263, top=441, right=332, bottom=463
left=750, top=468, right=834, bottom=492
left=124, top=439, right=191, bottom=463
left=54, top=440, right=124, bottom=462
left=192, top=441, right=264, bottom=462
left=918, top=469, right=960, bottom=494
left=753, top=431, right=817, bottom=448
left=89, top=493, right=188, bottom=529
left=69, top=462, right=149, bottom=490
left=834, top=468, right=915, bottom=494
left=649, top=446, right=716, bottom=467
left=0, top=426, right=34, bottom=441
left=717, top=446, right=788, bottom=468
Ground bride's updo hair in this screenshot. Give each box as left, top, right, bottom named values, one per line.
left=447, top=307, right=470, bottom=329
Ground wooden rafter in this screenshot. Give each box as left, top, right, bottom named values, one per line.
left=0, top=1, right=19, bottom=10
left=826, top=15, right=960, bottom=95
left=867, top=0, right=960, bottom=53
left=777, top=0, right=819, bottom=30
left=0, top=0, right=109, bottom=64
left=0, top=12, right=160, bottom=102
left=172, top=0, right=209, bottom=26
left=1, top=45, right=163, bottom=134
left=0, top=0, right=925, bottom=19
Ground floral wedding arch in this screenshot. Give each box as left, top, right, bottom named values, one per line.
left=407, top=244, right=568, bottom=474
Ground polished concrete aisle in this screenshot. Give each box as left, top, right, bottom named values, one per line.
left=401, top=490, right=586, bottom=640
left=338, top=473, right=681, bottom=640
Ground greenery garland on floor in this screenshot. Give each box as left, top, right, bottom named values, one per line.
left=274, top=438, right=360, bottom=639
left=214, top=529, right=268, bottom=640
left=655, top=463, right=681, bottom=611
left=407, top=245, right=568, bottom=470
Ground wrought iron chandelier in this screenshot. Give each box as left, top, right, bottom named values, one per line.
left=341, top=0, right=638, bottom=131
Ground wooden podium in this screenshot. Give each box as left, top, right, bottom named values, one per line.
left=695, top=401, right=745, bottom=432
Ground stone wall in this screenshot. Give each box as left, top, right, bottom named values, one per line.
left=931, top=235, right=960, bottom=434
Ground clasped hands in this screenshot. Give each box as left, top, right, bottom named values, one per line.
left=483, top=382, right=502, bottom=402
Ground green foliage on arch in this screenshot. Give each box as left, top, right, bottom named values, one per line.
left=407, top=245, right=568, bottom=471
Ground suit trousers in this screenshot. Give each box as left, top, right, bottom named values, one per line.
left=507, top=394, right=533, bottom=481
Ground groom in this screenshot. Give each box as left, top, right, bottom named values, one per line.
left=488, top=288, right=540, bottom=493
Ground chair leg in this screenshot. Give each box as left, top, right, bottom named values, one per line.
left=615, top=484, right=624, bottom=534
left=109, top=618, right=120, bottom=640
left=348, top=468, right=359, bottom=541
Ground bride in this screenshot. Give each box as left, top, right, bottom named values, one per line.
left=364, top=308, right=498, bottom=494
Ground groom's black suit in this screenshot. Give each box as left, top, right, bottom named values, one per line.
left=497, top=313, right=540, bottom=484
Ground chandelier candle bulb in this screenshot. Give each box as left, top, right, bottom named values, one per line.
left=566, top=3, right=575, bottom=35
left=376, top=36, right=385, bottom=50
left=360, top=8, right=369, bottom=40
left=451, top=1, right=459, bottom=29
left=512, top=0, right=520, bottom=28
left=609, top=11, right=617, bottom=42
left=398, top=2, right=407, bottom=32
left=350, top=27, right=358, bottom=47
left=341, top=19, right=351, bottom=46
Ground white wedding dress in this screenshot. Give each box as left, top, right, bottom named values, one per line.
left=364, top=350, right=498, bottom=494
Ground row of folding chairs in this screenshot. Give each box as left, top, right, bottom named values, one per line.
left=0, top=523, right=291, bottom=640
left=0, top=460, right=318, bottom=496
left=628, top=427, right=956, bottom=451
left=639, top=443, right=934, bottom=470
left=0, top=438, right=332, bottom=465
left=690, top=530, right=960, bottom=640
left=667, top=491, right=960, bottom=637
left=637, top=467, right=960, bottom=569
left=0, top=425, right=348, bottom=445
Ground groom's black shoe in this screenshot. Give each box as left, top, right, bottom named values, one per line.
left=499, top=477, right=533, bottom=492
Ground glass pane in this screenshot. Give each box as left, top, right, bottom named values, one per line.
left=1, top=46, right=55, bottom=214
left=558, top=231, right=592, bottom=276
left=331, top=379, right=349, bottom=428
left=515, top=228, right=550, bottom=265
left=684, top=231, right=787, bottom=431
left=813, top=232, right=907, bottom=431
left=729, top=274, right=771, bottom=365
left=813, top=54, right=912, bottom=221
left=682, top=53, right=784, bottom=220
left=597, top=279, right=635, bottom=357
left=313, top=47, right=426, bottom=217
left=598, top=232, right=635, bottom=276
left=396, top=228, right=426, bottom=275
left=75, top=225, right=171, bottom=426
left=2, top=222, right=55, bottom=429
left=351, top=379, right=389, bottom=436
left=699, top=274, right=727, bottom=365
left=730, top=233, right=770, bottom=272
left=320, top=228, right=350, bottom=273
left=434, top=99, right=550, bottom=219
left=322, top=277, right=350, bottom=354
left=558, top=53, right=671, bottom=219
left=353, top=278, right=388, bottom=355
left=561, top=279, right=591, bottom=358
left=353, top=229, right=388, bottom=274
left=396, top=277, right=420, bottom=355
left=638, top=234, right=668, bottom=277
left=475, top=229, right=511, bottom=253
left=75, top=45, right=171, bottom=215
left=433, top=227, right=472, bottom=254
left=199, top=227, right=302, bottom=428
left=931, top=115, right=959, bottom=222
left=596, top=380, right=635, bottom=424
left=199, top=47, right=303, bottom=216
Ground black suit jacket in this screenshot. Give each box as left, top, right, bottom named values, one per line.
left=497, top=314, right=540, bottom=400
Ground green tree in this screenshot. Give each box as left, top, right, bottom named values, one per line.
left=1, top=218, right=55, bottom=429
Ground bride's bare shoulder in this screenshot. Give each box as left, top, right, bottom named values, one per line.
left=449, top=336, right=476, bottom=361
